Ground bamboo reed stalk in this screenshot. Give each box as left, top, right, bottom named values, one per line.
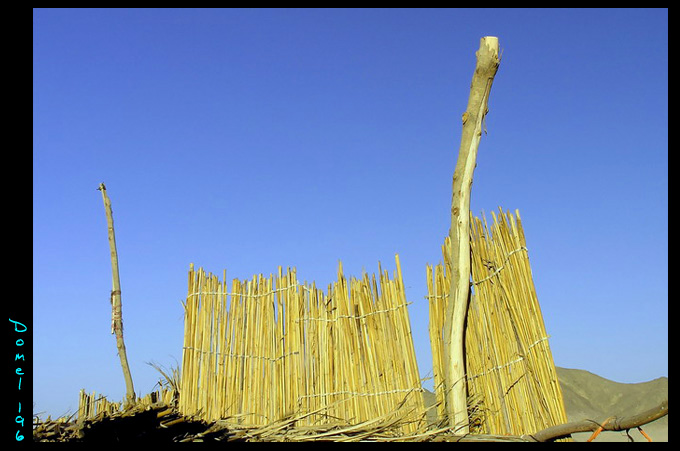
left=178, top=259, right=424, bottom=434
left=427, top=209, right=569, bottom=437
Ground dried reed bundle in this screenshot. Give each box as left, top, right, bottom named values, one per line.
left=179, top=255, right=424, bottom=434
left=427, top=208, right=569, bottom=437
left=77, top=389, right=122, bottom=421
left=205, top=389, right=432, bottom=442
left=77, top=386, right=175, bottom=423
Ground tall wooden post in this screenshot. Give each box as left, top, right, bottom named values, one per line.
left=443, top=36, right=500, bottom=433
left=97, top=183, right=136, bottom=406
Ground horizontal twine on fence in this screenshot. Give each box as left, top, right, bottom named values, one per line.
left=182, top=346, right=299, bottom=363
left=294, top=302, right=412, bottom=322
left=472, top=246, right=528, bottom=286
left=185, top=284, right=315, bottom=301
left=424, top=246, right=529, bottom=301
left=297, top=387, right=424, bottom=401
left=186, top=290, right=412, bottom=322
left=435, top=337, right=552, bottom=407
left=467, top=335, right=551, bottom=380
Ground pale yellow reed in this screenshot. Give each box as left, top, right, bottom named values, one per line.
left=427, top=208, right=569, bottom=437
left=179, top=255, right=425, bottom=434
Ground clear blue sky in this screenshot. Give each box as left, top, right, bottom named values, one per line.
left=33, top=8, right=667, bottom=419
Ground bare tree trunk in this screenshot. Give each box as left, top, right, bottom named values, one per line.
left=97, top=183, right=136, bottom=406
left=443, top=36, right=500, bottom=433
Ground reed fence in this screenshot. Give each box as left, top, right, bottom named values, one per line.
left=77, top=390, right=121, bottom=421
left=77, top=388, right=173, bottom=421
left=179, top=255, right=425, bottom=433
left=427, top=208, right=569, bottom=437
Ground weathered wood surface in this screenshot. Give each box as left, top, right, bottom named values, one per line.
left=443, top=36, right=501, bottom=433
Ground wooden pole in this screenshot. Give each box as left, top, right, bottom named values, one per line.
left=443, top=36, right=500, bottom=433
left=97, top=183, right=136, bottom=406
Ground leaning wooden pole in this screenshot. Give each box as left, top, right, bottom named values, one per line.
left=443, top=36, right=500, bottom=433
left=97, top=183, right=136, bottom=406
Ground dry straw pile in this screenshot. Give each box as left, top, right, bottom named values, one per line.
left=179, top=255, right=425, bottom=434
left=427, top=208, right=569, bottom=437
left=77, top=387, right=175, bottom=422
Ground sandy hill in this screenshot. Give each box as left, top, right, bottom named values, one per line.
left=422, top=366, right=668, bottom=442
left=556, top=367, right=667, bottom=442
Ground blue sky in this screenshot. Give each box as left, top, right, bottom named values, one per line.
left=33, top=8, right=667, bottom=419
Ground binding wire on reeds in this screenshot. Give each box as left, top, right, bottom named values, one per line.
left=427, top=208, right=569, bottom=437
left=179, top=255, right=425, bottom=434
